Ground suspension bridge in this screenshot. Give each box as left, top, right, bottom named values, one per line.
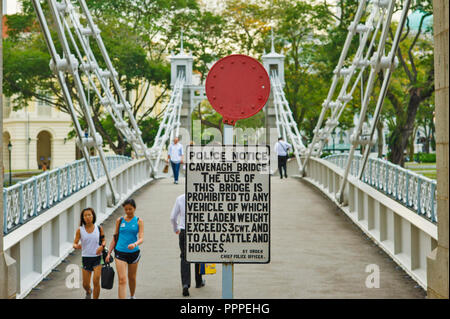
left=0, top=0, right=448, bottom=299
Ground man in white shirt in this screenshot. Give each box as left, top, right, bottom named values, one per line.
left=167, top=137, right=184, bottom=184
left=274, top=137, right=291, bottom=179
left=170, top=193, right=204, bottom=297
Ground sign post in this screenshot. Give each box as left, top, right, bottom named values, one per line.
left=222, top=124, right=234, bottom=299
left=186, top=54, right=271, bottom=299
left=186, top=144, right=271, bottom=297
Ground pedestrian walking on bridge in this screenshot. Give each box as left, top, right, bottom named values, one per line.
left=166, top=137, right=184, bottom=184
left=106, top=199, right=144, bottom=299
left=170, top=193, right=205, bottom=297
left=73, top=208, right=106, bottom=299
left=274, top=137, right=291, bottom=179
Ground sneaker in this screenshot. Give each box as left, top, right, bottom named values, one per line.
left=129, top=296, right=136, bottom=299
left=175, top=181, right=178, bottom=184
left=182, top=286, right=189, bottom=297
left=85, top=289, right=92, bottom=299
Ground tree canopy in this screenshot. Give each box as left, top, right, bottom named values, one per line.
left=3, top=0, right=435, bottom=166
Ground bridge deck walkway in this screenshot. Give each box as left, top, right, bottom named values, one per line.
left=26, top=160, right=426, bottom=299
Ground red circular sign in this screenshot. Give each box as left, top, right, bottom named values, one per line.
left=205, top=54, right=270, bottom=126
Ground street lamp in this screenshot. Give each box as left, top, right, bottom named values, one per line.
left=7, top=141, right=12, bottom=186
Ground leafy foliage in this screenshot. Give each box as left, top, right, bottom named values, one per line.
left=4, top=0, right=435, bottom=164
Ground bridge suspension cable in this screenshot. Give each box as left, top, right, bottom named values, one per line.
left=31, top=0, right=155, bottom=204
left=270, top=71, right=306, bottom=171
left=149, top=73, right=185, bottom=174
left=301, top=0, right=412, bottom=204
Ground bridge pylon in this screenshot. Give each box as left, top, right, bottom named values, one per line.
left=170, top=44, right=194, bottom=138
left=149, top=36, right=194, bottom=175
left=262, top=38, right=284, bottom=147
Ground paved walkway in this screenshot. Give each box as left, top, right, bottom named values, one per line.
left=26, top=161, right=426, bottom=299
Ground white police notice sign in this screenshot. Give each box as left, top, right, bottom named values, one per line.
left=185, top=145, right=270, bottom=264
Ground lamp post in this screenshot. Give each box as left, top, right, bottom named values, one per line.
left=7, top=141, right=12, bottom=186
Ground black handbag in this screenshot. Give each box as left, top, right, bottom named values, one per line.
left=101, top=263, right=115, bottom=290
left=98, top=224, right=115, bottom=289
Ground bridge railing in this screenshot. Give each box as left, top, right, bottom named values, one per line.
left=303, top=155, right=438, bottom=289
left=3, top=157, right=152, bottom=298
left=3, top=155, right=131, bottom=235
left=325, top=154, right=437, bottom=223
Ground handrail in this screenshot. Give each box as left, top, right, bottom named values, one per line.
left=324, top=154, right=437, bottom=223
left=3, top=155, right=132, bottom=234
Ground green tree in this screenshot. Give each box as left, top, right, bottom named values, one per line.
left=222, top=0, right=269, bottom=56
left=3, top=0, right=196, bottom=155
left=416, top=99, right=435, bottom=153
left=268, top=0, right=356, bottom=142
left=384, top=2, right=434, bottom=166
left=168, top=9, right=228, bottom=82
left=191, top=99, right=223, bottom=144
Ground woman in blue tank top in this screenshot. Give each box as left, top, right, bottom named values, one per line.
left=106, top=198, right=144, bottom=299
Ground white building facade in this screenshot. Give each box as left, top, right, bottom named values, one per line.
left=2, top=96, right=76, bottom=171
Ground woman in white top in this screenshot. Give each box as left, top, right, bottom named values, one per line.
left=73, top=208, right=106, bottom=299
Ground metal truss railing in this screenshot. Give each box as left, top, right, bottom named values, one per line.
left=3, top=155, right=131, bottom=235
left=270, top=71, right=306, bottom=171
left=325, top=154, right=437, bottom=223
left=149, top=74, right=185, bottom=174
left=301, top=0, right=412, bottom=205
left=303, top=0, right=383, bottom=160
left=31, top=0, right=155, bottom=205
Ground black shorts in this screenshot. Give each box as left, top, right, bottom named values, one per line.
left=114, top=249, right=141, bottom=264
left=82, top=256, right=102, bottom=271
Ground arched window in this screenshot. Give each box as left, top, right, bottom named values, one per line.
left=37, top=131, right=52, bottom=170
